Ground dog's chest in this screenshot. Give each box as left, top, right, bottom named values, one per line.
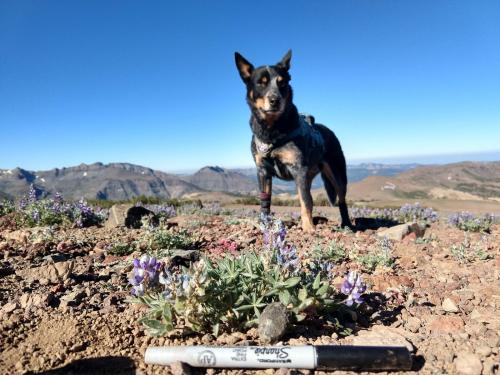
left=254, top=139, right=300, bottom=180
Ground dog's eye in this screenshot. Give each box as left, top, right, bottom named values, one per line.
left=277, top=77, right=287, bottom=87
left=258, top=77, right=268, bottom=86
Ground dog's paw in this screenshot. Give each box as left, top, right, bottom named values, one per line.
left=301, top=222, right=315, bottom=233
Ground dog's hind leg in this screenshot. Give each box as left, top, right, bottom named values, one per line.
left=320, top=162, right=352, bottom=228
left=321, top=172, right=338, bottom=206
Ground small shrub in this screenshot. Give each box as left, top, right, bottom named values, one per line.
left=129, top=216, right=367, bottom=336
left=351, top=203, right=438, bottom=224
left=312, top=240, right=347, bottom=264
left=448, top=212, right=496, bottom=233
left=108, top=242, right=136, bottom=256
left=16, top=186, right=106, bottom=228
left=142, top=228, right=193, bottom=254
left=450, top=234, right=491, bottom=263
left=0, top=200, right=15, bottom=217
left=357, top=237, right=395, bottom=272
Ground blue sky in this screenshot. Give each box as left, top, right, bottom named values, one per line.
left=1, top=0, right=499, bottom=172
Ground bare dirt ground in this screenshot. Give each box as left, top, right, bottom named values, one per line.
left=0, top=208, right=499, bottom=375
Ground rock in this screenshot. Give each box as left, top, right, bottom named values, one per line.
left=408, top=222, right=427, bottom=237
left=442, top=297, right=459, bottom=313
left=105, top=204, right=155, bottom=229
left=1, top=302, right=18, bottom=314
left=169, top=361, right=193, bottom=375
left=428, top=316, right=464, bottom=334
left=484, top=330, right=499, bottom=348
left=170, top=249, right=201, bottom=266
left=16, top=260, right=74, bottom=284
left=405, top=316, right=421, bottom=333
left=20, top=293, right=54, bottom=309
left=350, top=325, right=414, bottom=352
left=482, top=359, right=499, bottom=375
left=453, top=352, right=482, bottom=375
left=470, top=308, right=500, bottom=330
left=475, top=345, right=491, bottom=357
left=103, top=293, right=119, bottom=307
left=60, top=290, right=85, bottom=307
left=43, top=253, right=68, bottom=263
left=377, top=224, right=410, bottom=241
left=258, top=302, right=288, bottom=343
left=4, top=229, right=30, bottom=244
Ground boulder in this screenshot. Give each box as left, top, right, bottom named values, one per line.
left=105, top=204, right=155, bottom=229
left=16, top=260, right=74, bottom=284
left=377, top=224, right=410, bottom=241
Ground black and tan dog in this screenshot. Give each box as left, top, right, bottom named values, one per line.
left=235, top=50, right=352, bottom=231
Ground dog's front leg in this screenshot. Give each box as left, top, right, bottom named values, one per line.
left=257, top=167, right=273, bottom=218
left=296, top=173, right=315, bottom=233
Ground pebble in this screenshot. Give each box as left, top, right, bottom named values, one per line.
left=258, top=302, right=288, bottom=344
left=453, top=352, right=482, bottom=375
left=169, top=361, right=193, bottom=375
left=442, top=297, right=459, bottom=313
left=475, top=345, right=492, bottom=357
left=405, top=316, right=421, bottom=333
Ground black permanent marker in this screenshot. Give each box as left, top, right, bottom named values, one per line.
left=145, top=345, right=412, bottom=371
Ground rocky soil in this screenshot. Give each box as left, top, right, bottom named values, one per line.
left=0, top=209, right=499, bottom=375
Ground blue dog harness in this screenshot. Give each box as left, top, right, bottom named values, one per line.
left=255, top=114, right=326, bottom=165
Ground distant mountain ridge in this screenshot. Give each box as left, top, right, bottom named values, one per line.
left=2, top=161, right=496, bottom=202
left=0, top=162, right=203, bottom=201
left=180, top=166, right=257, bottom=194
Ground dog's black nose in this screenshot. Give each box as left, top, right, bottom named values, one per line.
left=269, top=95, right=280, bottom=106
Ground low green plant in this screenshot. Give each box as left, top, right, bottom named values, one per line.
left=312, top=240, right=347, bottom=264
left=414, top=234, right=438, bottom=244
left=136, top=252, right=335, bottom=336
left=0, top=200, right=15, bottom=217
left=16, top=186, right=106, bottom=228
left=108, top=242, right=136, bottom=256
left=130, top=218, right=365, bottom=336
left=139, top=228, right=194, bottom=257
left=448, top=212, right=496, bottom=233
left=357, top=237, right=395, bottom=272
left=450, top=234, right=491, bottom=263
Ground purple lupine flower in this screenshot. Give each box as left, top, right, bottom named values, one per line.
left=28, top=184, right=38, bottom=203
left=276, top=244, right=299, bottom=273
left=129, top=254, right=163, bottom=296
left=321, top=261, right=335, bottom=280
left=341, top=271, right=367, bottom=306
left=31, top=209, right=40, bottom=223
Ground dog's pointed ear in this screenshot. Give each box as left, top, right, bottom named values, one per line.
left=235, top=52, right=254, bottom=83
left=277, top=49, right=292, bottom=71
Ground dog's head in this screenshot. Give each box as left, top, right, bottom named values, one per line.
left=235, top=50, right=292, bottom=124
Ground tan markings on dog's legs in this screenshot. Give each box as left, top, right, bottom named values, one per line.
left=255, top=153, right=264, bottom=167
left=297, top=185, right=314, bottom=233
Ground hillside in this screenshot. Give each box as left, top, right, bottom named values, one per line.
left=180, top=166, right=257, bottom=194
left=0, top=163, right=203, bottom=201
left=345, top=161, right=500, bottom=204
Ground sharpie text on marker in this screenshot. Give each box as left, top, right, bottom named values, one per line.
left=145, top=345, right=413, bottom=371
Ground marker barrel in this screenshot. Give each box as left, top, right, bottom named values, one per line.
left=145, top=345, right=412, bottom=371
